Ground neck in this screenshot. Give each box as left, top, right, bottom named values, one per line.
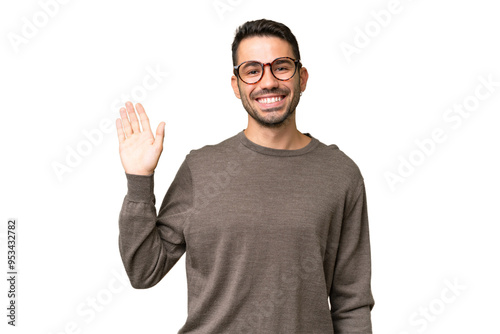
left=243, top=123, right=311, bottom=150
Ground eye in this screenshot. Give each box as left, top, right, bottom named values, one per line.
left=273, top=60, right=294, bottom=73
left=241, top=63, right=262, bottom=77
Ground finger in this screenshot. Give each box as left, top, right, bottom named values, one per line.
left=116, top=118, right=126, bottom=143
left=125, top=101, right=141, bottom=133
left=135, top=103, right=152, bottom=134
left=154, top=122, right=165, bottom=150
left=119, top=107, right=133, bottom=137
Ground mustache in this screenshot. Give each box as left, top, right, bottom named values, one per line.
left=250, top=88, right=290, bottom=99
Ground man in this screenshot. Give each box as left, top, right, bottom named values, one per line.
left=116, top=19, right=375, bottom=333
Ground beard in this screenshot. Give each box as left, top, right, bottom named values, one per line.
left=238, top=80, right=302, bottom=129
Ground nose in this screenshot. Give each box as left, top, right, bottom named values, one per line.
left=258, top=63, right=279, bottom=89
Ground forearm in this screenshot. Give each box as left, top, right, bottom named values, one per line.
left=118, top=172, right=178, bottom=289
left=330, top=181, right=375, bottom=333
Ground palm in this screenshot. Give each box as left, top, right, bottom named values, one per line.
left=116, top=102, right=165, bottom=175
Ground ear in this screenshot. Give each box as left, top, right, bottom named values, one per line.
left=299, top=67, right=309, bottom=93
left=231, top=75, right=241, bottom=99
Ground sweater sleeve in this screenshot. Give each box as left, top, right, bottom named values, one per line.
left=118, top=156, right=193, bottom=289
left=330, top=180, right=375, bottom=333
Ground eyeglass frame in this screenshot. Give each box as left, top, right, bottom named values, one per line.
left=233, top=56, right=301, bottom=85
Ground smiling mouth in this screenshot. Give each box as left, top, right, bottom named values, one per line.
left=255, top=95, right=285, bottom=105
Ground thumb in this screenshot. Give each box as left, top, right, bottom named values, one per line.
left=154, top=122, right=165, bottom=149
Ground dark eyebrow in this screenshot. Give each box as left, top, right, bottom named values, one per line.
left=241, top=61, right=261, bottom=67
left=273, top=59, right=292, bottom=65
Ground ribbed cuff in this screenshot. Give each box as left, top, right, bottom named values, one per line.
left=125, top=172, right=155, bottom=202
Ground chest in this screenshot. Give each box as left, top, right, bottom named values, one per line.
left=184, top=163, right=343, bottom=250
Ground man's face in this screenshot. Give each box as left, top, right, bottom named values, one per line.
left=231, top=36, right=308, bottom=128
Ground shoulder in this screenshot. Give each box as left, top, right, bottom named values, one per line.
left=184, top=132, right=241, bottom=169
left=314, top=139, right=365, bottom=192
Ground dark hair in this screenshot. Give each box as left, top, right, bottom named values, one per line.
left=231, top=19, right=301, bottom=67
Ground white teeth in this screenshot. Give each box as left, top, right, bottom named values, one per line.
left=258, top=96, right=283, bottom=104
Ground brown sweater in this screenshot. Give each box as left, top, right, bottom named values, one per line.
left=118, top=129, right=374, bottom=333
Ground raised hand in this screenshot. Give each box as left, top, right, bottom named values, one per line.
left=116, top=101, right=165, bottom=176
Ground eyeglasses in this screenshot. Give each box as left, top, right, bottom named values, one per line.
left=233, top=57, right=301, bottom=85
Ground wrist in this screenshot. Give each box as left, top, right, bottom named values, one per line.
left=125, top=172, right=155, bottom=202
left=124, top=169, right=154, bottom=176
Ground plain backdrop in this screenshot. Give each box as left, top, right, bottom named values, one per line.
left=1, top=0, right=499, bottom=333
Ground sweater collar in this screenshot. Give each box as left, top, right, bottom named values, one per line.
left=237, top=129, right=319, bottom=157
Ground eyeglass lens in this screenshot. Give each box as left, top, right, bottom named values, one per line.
left=239, top=58, right=296, bottom=84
